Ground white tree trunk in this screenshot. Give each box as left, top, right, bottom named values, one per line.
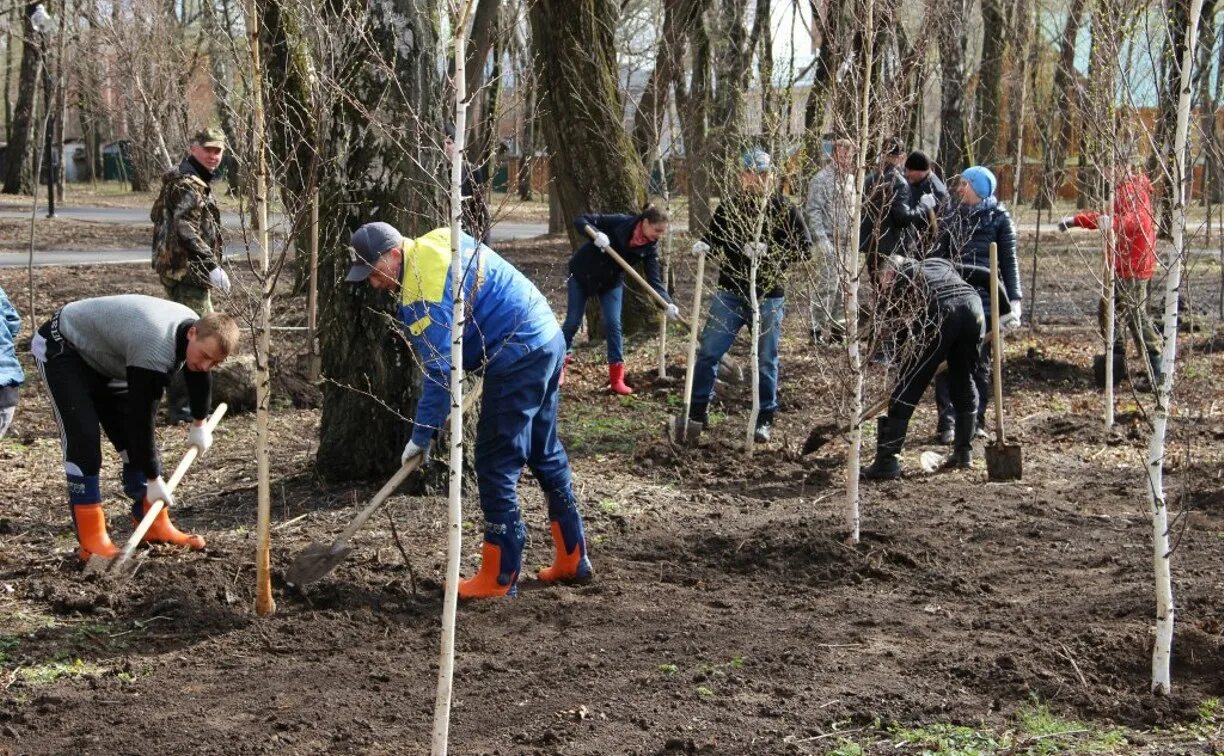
left=657, top=150, right=670, bottom=380
left=433, top=2, right=476, bottom=751
left=842, top=0, right=875, bottom=546
left=746, top=246, right=760, bottom=455
left=1103, top=206, right=1115, bottom=432
left=249, top=0, right=275, bottom=618
left=1148, top=0, right=1204, bottom=696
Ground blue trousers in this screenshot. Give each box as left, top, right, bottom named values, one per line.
left=690, top=291, right=785, bottom=414
left=560, top=276, right=624, bottom=364
left=476, top=331, right=573, bottom=522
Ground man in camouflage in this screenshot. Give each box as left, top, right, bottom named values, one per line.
left=152, top=127, right=231, bottom=316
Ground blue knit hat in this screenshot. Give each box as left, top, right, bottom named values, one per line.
left=741, top=148, right=772, bottom=173
left=961, top=166, right=997, bottom=200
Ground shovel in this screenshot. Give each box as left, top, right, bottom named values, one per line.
left=670, top=243, right=707, bottom=445
left=87, top=403, right=229, bottom=576
left=284, top=381, right=483, bottom=587
left=984, top=242, right=1023, bottom=480
left=284, top=452, right=425, bottom=587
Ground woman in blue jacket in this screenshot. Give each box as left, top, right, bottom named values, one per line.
left=561, top=205, right=679, bottom=394
left=0, top=285, right=23, bottom=438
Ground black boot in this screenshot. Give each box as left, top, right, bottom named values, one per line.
left=862, top=416, right=908, bottom=480
left=943, top=412, right=976, bottom=469
left=935, top=414, right=955, bottom=445
left=753, top=410, right=774, bottom=443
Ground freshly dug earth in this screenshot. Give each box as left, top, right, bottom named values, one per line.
left=1, top=241, right=1223, bottom=755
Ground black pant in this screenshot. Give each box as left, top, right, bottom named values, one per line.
left=891, top=299, right=984, bottom=421
left=934, top=336, right=992, bottom=428
left=35, top=318, right=132, bottom=480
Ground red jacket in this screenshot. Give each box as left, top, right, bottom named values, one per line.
left=1072, top=173, right=1156, bottom=280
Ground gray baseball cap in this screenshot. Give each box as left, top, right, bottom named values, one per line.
left=345, top=222, right=403, bottom=282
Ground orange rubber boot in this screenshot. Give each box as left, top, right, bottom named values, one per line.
left=136, top=499, right=207, bottom=550
left=458, top=542, right=519, bottom=599
left=72, top=503, right=120, bottom=562
left=608, top=362, right=633, bottom=395
left=538, top=520, right=593, bottom=584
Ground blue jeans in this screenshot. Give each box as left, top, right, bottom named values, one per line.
left=475, top=331, right=574, bottom=522
left=560, top=276, right=624, bottom=364
left=690, top=291, right=785, bottom=414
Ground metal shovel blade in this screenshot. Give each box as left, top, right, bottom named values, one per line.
left=802, top=421, right=840, bottom=455
left=668, top=416, right=703, bottom=447
left=284, top=541, right=353, bottom=588
left=985, top=442, right=1023, bottom=481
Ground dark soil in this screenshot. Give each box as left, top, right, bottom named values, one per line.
left=1, top=239, right=1223, bottom=754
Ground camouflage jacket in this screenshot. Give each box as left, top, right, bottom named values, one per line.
left=151, top=158, right=223, bottom=287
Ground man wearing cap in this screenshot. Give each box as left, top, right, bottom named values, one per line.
left=901, top=151, right=949, bottom=256
left=345, top=223, right=592, bottom=599
left=685, top=147, right=811, bottom=443
left=152, top=128, right=232, bottom=421
left=805, top=137, right=855, bottom=344
left=932, top=165, right=1021, bottom=442
left=860, top=139, right=936, bottom=276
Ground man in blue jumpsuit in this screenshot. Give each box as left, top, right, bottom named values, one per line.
left=344, top=223, right=592, bottom=599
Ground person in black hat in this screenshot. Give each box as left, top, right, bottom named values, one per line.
left=900, top=150, right=949, bottom=257
left=859, top=139, right=935, bottom=278
left=443, top=125, right=491, bottom=242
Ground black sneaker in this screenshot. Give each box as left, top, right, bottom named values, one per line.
left=754, top=419, right=772, bottom=443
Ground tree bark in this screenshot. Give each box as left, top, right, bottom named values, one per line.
left=262, top=0, right=442, bottom=481
left=1040, top=0, right=1087, bottom=209
left=530, top=0, right=654, bottom=335
left=630, top=0, right=701, bottom=164
left=2, top=4, right=45, bottom=195
left=975, top=0, right=1007, bottom=166
left=937, top=0, right=968, bottom=173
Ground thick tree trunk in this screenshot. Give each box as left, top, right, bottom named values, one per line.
left=631, top=0, right=702, bottom=164
left=2, top=6, right=44, bottom=195
left=1041, top=0, right=1087, bottom=209
left=975, top=0, right=1007, bottom=166
left=937, top=0, right=968, bottom=173
left=1196, top=0, right=1220, bottom=203
left=675, top=9, right=713, bottom=234
left=518, top=70, right=535, bottom=201
left=530, top=0, right=654, bottom=335
left=262, top=0, right=441, bottom=481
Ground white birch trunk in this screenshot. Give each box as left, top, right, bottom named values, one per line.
left=249, top=0, right=275, bottom=618
left=657, top=150, right=670, bottom=380
left=842, top=0, right=875, bottom=545
left=432, top=2, right=476, bottom=750
left=1148, top=0, right=1204, bottom=696
left=1103, top=199, right=1115, bottom=432
left=746, top=246, right=760, bottom=454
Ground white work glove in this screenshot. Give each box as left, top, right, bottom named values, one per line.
left=1000, top=301, right=1022, bottom=330
left=1057, top=216, right=1077, bottom=232
left=745, top=242, right=768, bottom=260
left=591, top=231, right=611, bottom=250
left=691, top=240, right=710, bottom=257
left=665, top=303, right=681, bottom=321
left=1098, top=214, right=1112, bottom=231
left=146, top=476, right=176, bottom=507
left=918, top=192, right=937, bottom=211
left=187, top=421, right=213, bottom=456
left=401, top=439, right=428, bottom=465
left=208, top=266, right=231, bottom=292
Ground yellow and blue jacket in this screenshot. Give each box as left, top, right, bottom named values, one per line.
left=398, top=228, right=560, bottom=447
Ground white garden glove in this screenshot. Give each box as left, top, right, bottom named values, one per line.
left=1000, top=300, right=1022, bottom=330
left=591, top=231, right=611, bottom=250
left=745, top=242, right=768, bottom=260
left=691, top=240, right=710, bottom=257
left=187, top=421, right=213, bottom=455
left=208, top=266, right=231, bottom=292
left=1057, top=216, right=1077, bottom=232
left=664, top=304, right=681, bottom=321
left=918, top=192, right=937, bottom=211
left=146, top=476, right=176, bottom=507
left=1098, top=214, right=1112, bottom=231
left=401, top=439, right=428, bottom=465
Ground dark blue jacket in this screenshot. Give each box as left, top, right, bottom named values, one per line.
left=569, top=212, right=671, bottom=302
left=0, top=285, right=23, bottom=390
left=935, top=198, right=1022, bottom=306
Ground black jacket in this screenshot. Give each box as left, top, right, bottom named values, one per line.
left=935, top=199, right=1022, bottom=305
left=704, top=192, right=811, bottom=299
left=902, top=172, right=949, bottom=256
left=859, top=166, right=929, bottom=258
left=459, top=162, right=490, bottom=242
left=570, top=212, right=670, bottom=301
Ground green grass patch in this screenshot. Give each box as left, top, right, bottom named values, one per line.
left=695, top=685, right=715, bottom=699
left=17, top=658, right=105, bottom=685
left=658, top=663, right=678, bottom=675
left=559, top=403, right=653, bottom=455
left=889, top=722, right=1002, bottom=754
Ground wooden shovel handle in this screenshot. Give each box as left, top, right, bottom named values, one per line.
left=583, top=224, right=691, bottom=331
left=111, top=403, right=229, bottom=570
left=989, top=242, right=1006, bottom=444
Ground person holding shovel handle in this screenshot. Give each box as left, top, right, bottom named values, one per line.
left=31, top=295, right=239, bottom=562
left=684, top=147, right=811, bottom=443
left=862, top=256, right=1013, bottom=479
left=560, top=205, right=678, bottom=394
left=344, top=223, right=592, bottom=599
left=932, top=166, right=1021, bottom=442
